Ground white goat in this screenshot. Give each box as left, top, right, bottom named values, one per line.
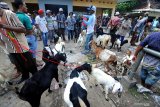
left=96, top=34, right=111, bottom=48
left=52, top=41, right=65, bottom=55
left=114, top=38, right=121, bottom=52
left=76, top=30, right=86, bottom=48
left=90, top=67, right=123, bottom=100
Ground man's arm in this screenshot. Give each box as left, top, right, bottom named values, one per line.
left=134, top=45, right=143, bottom=57
left=83, top=15, right=93, bottom=26
left=0, top=12, right=26, bottom=33
left=133, top=34, right=151, bottom=59
left=0, top=23, right=26, bottom=33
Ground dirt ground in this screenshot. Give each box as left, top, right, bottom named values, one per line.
left=0, top=36, right=159, bottom=107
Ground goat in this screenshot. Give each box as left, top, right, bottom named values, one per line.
left=42, top=46, right=54, bottom=63
left=16, top=53, right=67, bottom=107
left=42, top=40, right=65, bottom=63
left=114, top=36, right=128, bottom=52
left=64, top=63, right=92, bottom=107
left=114, top=38, right=121, bottom=52
left=76, top=30, right=86, bottom=48
left=52, top=41, right=65, bottom=55
left=116, top=50, right=134, bottom=76
left=91, top=40, right=117, bottom=72
left=96, top=34, right=111, bottom=49
left=88, top=67, right=123, bottom=101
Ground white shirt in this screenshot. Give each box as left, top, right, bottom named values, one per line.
left=84, top=14, right=96, bottom=34
left=87, top=14, right=96, bottom=34
left=35, top=15, right=48, bottom=33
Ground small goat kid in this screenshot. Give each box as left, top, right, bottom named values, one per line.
left=76, top=30, right=86, bottom=48
left=88, top=67, right=123, bottom=101
left=64, top=63, right=92, bottom=107
left=16, top=53, right=67, bottom=107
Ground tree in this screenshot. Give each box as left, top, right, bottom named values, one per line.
left=116, top=0, right=139, bottom=12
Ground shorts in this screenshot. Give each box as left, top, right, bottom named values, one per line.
left=140, top=66, right=160, bottom=85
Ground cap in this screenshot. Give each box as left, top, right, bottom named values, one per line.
left=27, top=13, right=31, bottom=16
left=38, top=9, right=44, bottom=15
left=87, top=5, right=96, bottom=12
left=59, top=8, right=63, bottom=11
left=73, top=14, right=76, bottom=17
left=124, top=13, right=129, bottom=17
left=0, top=2, right=9, bottom=10
left=46, top=10, right=51, bottom=14
left=115, top=12, right=120, bottom=16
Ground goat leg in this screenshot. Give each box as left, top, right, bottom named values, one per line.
left=104, top=86, right=109, bottom=101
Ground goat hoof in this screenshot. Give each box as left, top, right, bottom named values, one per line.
left=95, top=84, right=98, bottom=87
left=59, top=84, right=62, bottom=88
left=105, top=98, right=109, bottom=101
left=7, top=81, right=13, bottom=85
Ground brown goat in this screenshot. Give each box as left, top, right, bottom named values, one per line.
left=91, top=40, right=117, bottom=73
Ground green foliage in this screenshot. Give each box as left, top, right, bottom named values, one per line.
left=116, top=0, right=139, bottom=12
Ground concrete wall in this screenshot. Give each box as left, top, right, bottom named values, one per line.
left=37, top=0, right=73, bottom=13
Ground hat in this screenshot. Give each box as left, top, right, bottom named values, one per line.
left=59, top=8, right=63, bottom=11
left=38, top=9, right=44, bottom=15
left=27, top=13, right=31, bottom=16
left=115, top=12, right=120, bottom=16
left=73, top=14, right=76, bottom=17
left=0, top=2, right=9, bottom=10
left=87, top=5, right=96, bottom=12
left=124, top=13, right=129, bottom=17
left=46, top=10, right=51, bottom=14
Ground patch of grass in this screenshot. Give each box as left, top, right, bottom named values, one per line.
left=128, top=87, right=151, bottom=101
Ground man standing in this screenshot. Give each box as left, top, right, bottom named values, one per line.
left=57, top=8, right=66, bottom=41
left=65, top=12, right=76, bottom=42
left=131, top=12, right=148, bottom=45
left=52, top=12, right=58, bottom=36
left=82, top=5, right=96, bottom=54
left=0, top=2, right=37, bottom=84
left=46, top=10, right=54, bottom=44
left=116, top=14, right=131, bottom=51
left=133, top=32, right=160, bottom=89
left=107, top=12, right=121, bottom=49
left=35, top=9, right=48, bottom=46
left=14, top=0, right=37, bottom=63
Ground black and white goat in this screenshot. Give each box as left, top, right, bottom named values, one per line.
left=64, top=63, right=92, bottom=107
left=16, top=53, right=67, bottom=107
left=87, top=66, right=123, bottom=101
left=42, top=37, right=65, bottom=63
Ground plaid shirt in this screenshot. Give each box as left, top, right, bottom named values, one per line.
left=0, top=10, right=29, bottom=53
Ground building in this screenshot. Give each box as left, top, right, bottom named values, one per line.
left=2, top=0, right=129, bottom=17
left=132, top=0, right=160, bottom=17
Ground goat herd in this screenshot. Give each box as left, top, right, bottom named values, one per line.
left=1, top=32, right=134, bottom=107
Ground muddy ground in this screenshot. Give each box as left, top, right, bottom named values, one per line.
left=0, top=36, right=159, bottom=107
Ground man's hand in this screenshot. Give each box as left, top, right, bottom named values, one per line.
left=132, top=55, right=137, bottom=61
